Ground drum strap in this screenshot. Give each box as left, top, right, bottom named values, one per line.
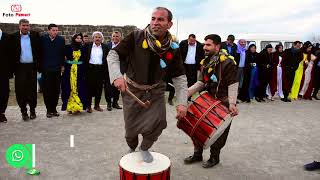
left=190, top=101, right=220, bottom=137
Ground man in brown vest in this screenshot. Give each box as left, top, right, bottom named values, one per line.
left=107, top=7, right=188, bottom=163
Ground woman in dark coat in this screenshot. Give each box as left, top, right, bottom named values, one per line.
left=61, top=33, right=88, bottom=113
left=238, top=44, right=258, bottom=102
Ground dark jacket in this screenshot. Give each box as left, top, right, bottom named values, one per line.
left=179, top=40, right=205, bottom=70
left=221, top=42, right=238, bottom=57
left=0, top=32, right=13, bottom=78
left=40, top=33, right=65, bottom=72
left=10, top=31, right=41, bottom=72
left=282, top=48, right=302, bottom=73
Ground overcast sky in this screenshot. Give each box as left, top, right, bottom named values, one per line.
left=1, top=0, right=320, bottom=41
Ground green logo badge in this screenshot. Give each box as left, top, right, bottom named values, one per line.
left=6, top=144, right=33, bottom=169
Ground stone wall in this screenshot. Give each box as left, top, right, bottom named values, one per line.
left=0, top=23, right=138, bottom=43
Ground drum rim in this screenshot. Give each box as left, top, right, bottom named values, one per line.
left=203, top=114, right=233, bottom=149
left=119, top=152, right=171, bottom=176
left=119, top=164, right=171, bottom=176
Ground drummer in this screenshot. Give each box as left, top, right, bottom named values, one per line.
left=184, top=34, right=239, bottom=168
left=107, top=7, right=188, bottom=163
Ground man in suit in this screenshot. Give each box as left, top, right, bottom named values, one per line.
left=105, top=31, right=122, bottom=111
left=11, top=19, right=41, bottom=121
left=0, top=29, right=13, bottom=123
left=179, top=34, right=205, bottom=100
left=40, top=24, right=65, bottom=118
left=221, top=34, right=238, bottom=57
left=86, top=31, right=109, bottom=113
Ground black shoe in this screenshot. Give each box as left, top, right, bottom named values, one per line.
left=281, top=98, right=287, bottom=102
left=184, top=155, right=203, bottom=164
left=261, top=98, right=266, bottom=102
left=46, top=112, right=53, bottom=118
left=168, top=99, right=174, bottom=106
left=202, top=158, right=220, bottom=168
left=107, top=103, right=112, bottom=111
left=22, top=112, right=29, bottom=121
left=255, top=97, right=261, bottom=102
left=52, top=112, right=60, bottom=117
left=304, top=161, right=320, bottom=171
left=30, top=111, right=36, bottom=120
left=0, top=114, right=7, bottom=123
left=112, top=103, right=122, bottom=109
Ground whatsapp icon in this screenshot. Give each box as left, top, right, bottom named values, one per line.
left=6, top=144, right=33, bottom=169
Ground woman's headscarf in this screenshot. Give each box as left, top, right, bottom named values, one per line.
left=71, top=33, right=83, bottom=50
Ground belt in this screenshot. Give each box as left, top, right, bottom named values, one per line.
left=125, top=75, right=160, bottom=91
left=250, top=63, right=257, bottom=67
left=66, top=60, right=83, bottom=65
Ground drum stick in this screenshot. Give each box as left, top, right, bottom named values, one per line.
left=126, top=89, right=151, bottom=108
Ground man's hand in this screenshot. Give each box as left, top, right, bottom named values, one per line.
left=113, top=77, right=127, bottom=92
left=176, top=105, right=187, bottom=120
left=229, top=103, right=239, bottom=117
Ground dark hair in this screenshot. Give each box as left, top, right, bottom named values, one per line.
left=155, top=7, right=173, bottom=22
left=83, top=34, right=89, bottom=37
left=293, top=41, right=302, bottom=45
left=188, top=34, right=196, bottom=39
left=275, top=44, right=283, bottom=51
left=19, top=19, right=29, bottom=25
left=248, top=44, right=256, bottom=50
left=227, top=34, right=235, bottom=41
left=265, top=44, right=273, bottom=49
left=204, top=34, right=221, bottom=45
left=48, top=24, right=58, bottom=30
left=301, top=41, right=313, bottom=60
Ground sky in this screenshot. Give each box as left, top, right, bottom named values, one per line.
left=1, top=0, right=320, bottom=42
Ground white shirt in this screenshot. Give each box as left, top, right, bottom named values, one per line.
left=89, top=43, right=103, bottom=65
left=112, top=42, right=119, bottom=48
left=184, top=42, right=197, bottom=64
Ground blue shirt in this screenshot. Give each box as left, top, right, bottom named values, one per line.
left=20, top=34, right=33, bottom=63
left=227, top=45, right=232, bottom=54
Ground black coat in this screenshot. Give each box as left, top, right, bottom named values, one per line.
left=179, top=40, right=205, bottom=70
left=0, top=32, right=13, bottom=78
left=10, top=31, right=41, bottom=73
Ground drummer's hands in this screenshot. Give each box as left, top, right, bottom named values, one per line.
left=176, top=105, right=187, bottom=120
left=229, top=103, right=239, bottom=117
left=114, top=77, right=127, bottom=92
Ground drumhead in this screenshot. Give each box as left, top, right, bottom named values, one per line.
left=119, top=152, right=171, bottom=175
left=203, top=114, right=233, bottom=149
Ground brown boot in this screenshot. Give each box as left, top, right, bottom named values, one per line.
left=94, top=106, right=103, bottom=112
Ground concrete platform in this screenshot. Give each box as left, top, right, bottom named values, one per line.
left=0, top=99, right=319, bottom=180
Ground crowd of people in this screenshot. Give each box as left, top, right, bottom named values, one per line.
left=0, top=19, right=123, bottom=123
left=169, top=34, right=320, bottom=105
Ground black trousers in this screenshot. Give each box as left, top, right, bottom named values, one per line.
left=184, top=64, right=198, bottom=87
left=284, top=68, right=296, bottom=99
left=0, top=76, right=9, bottom=114
left=312, top=65, right=320, bottom=97
left=193, top=123, right=232, bottom=159
left=104, top=72, right=120, bottom=104
left=15, top=64, right=37, bottom=113
left=42, top=71, right=61, bottom=113
left=257, top=69, right=271, bottom=99
left=87, top=64, right=104, bottom=107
